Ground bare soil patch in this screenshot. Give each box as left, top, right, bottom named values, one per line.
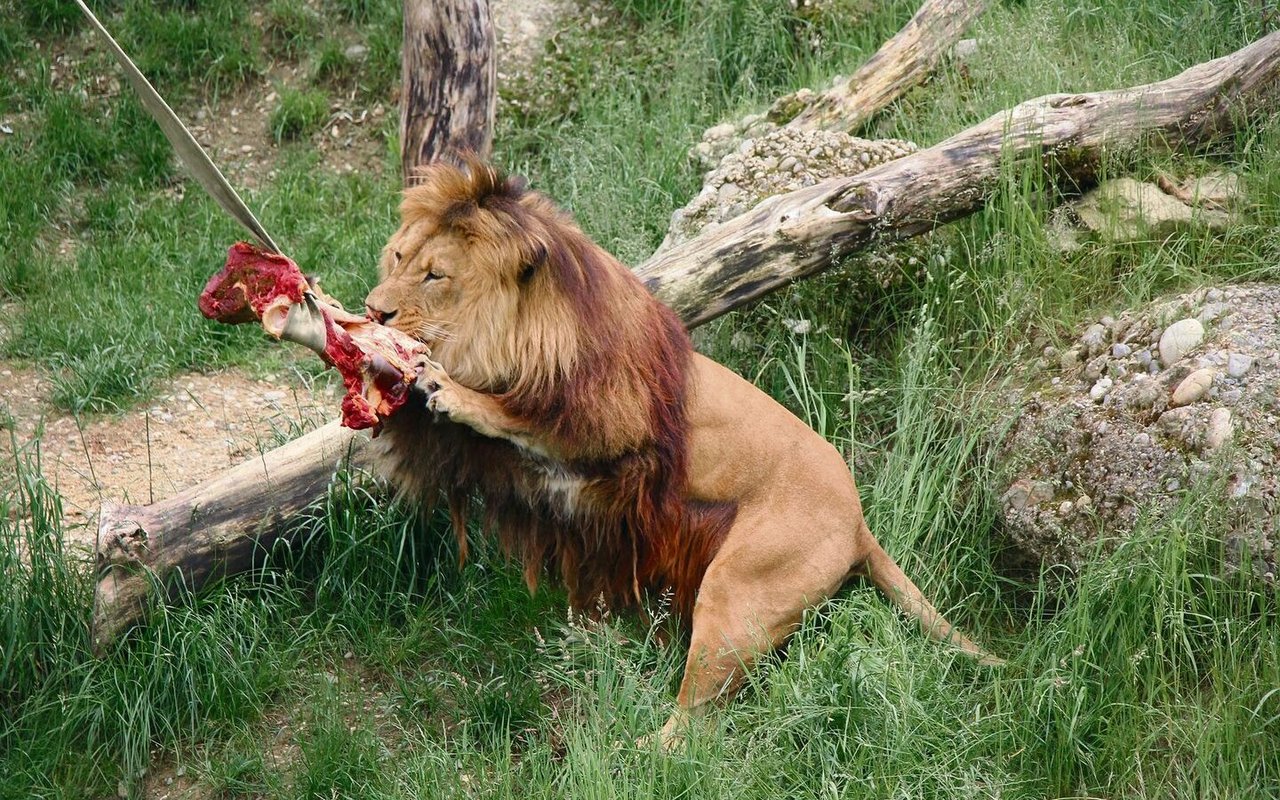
left=1, top=362, right=335, bottom=554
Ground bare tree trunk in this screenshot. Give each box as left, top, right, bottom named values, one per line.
left=792, top=0, right=988, bottom=132
left=401, top=0, right=496, bottom=181
left=92, top=32, right=1280, bottom=649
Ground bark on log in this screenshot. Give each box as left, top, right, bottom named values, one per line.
left=92, top=422, right=363, bottom=652
left=93, top=32, right=1280, bottom=648
left=789, top=0, right=988, bottom=132
left=640, top=31, right=1280, bottom=327
left=401, top=0, right=496, bottom=180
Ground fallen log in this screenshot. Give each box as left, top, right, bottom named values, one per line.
left=687, top=0, right=986, bottom=171
left=93, top=32, right=1280, bottom=648
left=401, top=0, right=496, bottom=179
left=791, top=0, right=988, bottom=133
left=93, top=421, right=364, bottom=651
left=641, top=30, right=1280, bottom=327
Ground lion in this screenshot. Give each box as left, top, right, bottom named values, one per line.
left=365, top=158, right=1001, bottom=746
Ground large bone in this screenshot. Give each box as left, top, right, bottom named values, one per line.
left=92, top=31, right=1280, bottom=650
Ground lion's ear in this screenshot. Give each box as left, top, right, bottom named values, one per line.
left=506, top=174, right=530, bottom=196
left=519, top=240, right=547, bottom=284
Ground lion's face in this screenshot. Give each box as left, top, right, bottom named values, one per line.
left=364, top=162, right=555, bottom=390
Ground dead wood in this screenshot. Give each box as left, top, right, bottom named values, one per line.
left=401, top=0, right=497, bottom=179
left=639, top=31, right=1280, bottom=327
left=790, top=0, right=989, bottom=132
left=92, top=421, right=363, bottom=652
left=92, top=32, right=1280, bottom=648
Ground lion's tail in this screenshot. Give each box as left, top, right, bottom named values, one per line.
left=861, top=531, right=1005, bottom=667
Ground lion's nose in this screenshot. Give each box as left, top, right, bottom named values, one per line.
left=366, top=304, right=397, bottom=325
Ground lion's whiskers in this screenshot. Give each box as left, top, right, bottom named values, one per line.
left=416, top=320, right=455, bottom=342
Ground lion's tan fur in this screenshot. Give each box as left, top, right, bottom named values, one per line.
left=365, top=158, right=999, bottom=746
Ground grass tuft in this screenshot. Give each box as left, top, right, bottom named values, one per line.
left=271, top=87, right=330, bottom=143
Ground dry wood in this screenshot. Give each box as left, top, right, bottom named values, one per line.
left=639, top=30, right=1280, bottom=327
left=789, top=0, right=988, bottom=132
left=93, top=32, right=1280, bottom=647
left=93, top=421, right=363, bottom=652
left=401, top=0, right=497, bottom=180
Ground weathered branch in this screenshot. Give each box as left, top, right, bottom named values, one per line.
left=640, top=31, right=1280, bottom=327
left=401, top=0, right=496, bottom=180
left=93, top=33, right=1280, bottom=648
left=789, top=0, right=989, bottom=132
left=92, top=421, right=363, bottom=652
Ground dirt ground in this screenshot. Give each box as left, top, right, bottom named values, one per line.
left=0, top=360, right=336, bottom=553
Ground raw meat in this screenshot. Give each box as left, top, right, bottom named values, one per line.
left=200, top=242, right=426, bottom=432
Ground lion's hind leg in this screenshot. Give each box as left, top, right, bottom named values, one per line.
left=656, top=514, right=855, bottom=750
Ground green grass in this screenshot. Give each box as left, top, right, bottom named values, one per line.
left=3, top=0, right=1280, bottom=796
left=271, top=87, right=331, bottom=142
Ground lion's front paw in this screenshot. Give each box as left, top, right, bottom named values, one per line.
left=412, top=358, right=458, bottom=417
left=424, top=382, right=460, bottom=417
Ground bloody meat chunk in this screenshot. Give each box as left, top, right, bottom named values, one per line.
left=200, top=242, right=426, bottom=432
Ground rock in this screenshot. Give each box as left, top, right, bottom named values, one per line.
left=953, top=38, right=979, bottom=60
left=1074, top=178, right=1233, bottom=242
left=1170, top=368, right=1214, bottom=407
left=1089, top=377, right=1113, bottom=402
left=1205, top=408, right=1233, bottom=451
left=344, top=44, right=369, bottom=62
left=1111, top=343, right=1132, bottom=358
left=998, top=283, right=1280, bottom=586
left=1227, top=353, right=1253, bottom=378
left=1159, top=318, right=1204, bottom=366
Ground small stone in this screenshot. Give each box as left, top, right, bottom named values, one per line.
left=344, top=44, right=369, bottom=61
left=1170, top=368, right=1215, bottom=407
left=1159, top=318, right=1204, bottom=366
left=1136, top=349, right=1153, bottom=367
left=1043, top=345, right=1058, bottom=358
left=779, top=156, right=797, bottom=171
left=1166, top=478, right=1182, bottom=492
left=1081, top=323, right=1108, bottom=355
left=1206, top=288, right=1224, bottom=302
left=1205, top=407, right=1233, bottom=451
left=1133, top=432, right=1151, bottom=447
left=718, top=182, right=741, bottom=201
left=1089, top=377, right=1113, bottom=402
left=953, top=38, right=979, bottom=60
left=1002, top=478, right=1054, bottom=510
left=1111, top=343, right=1132, bottom=358
left=1227, top=353, right=1253, bottom=378
left=1076, top=494, right=1092, bottom=510
left=1058, top=500, right=1074, bottom=515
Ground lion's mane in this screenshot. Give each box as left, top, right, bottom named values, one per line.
left=374, top=161, right=735, bottom=617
